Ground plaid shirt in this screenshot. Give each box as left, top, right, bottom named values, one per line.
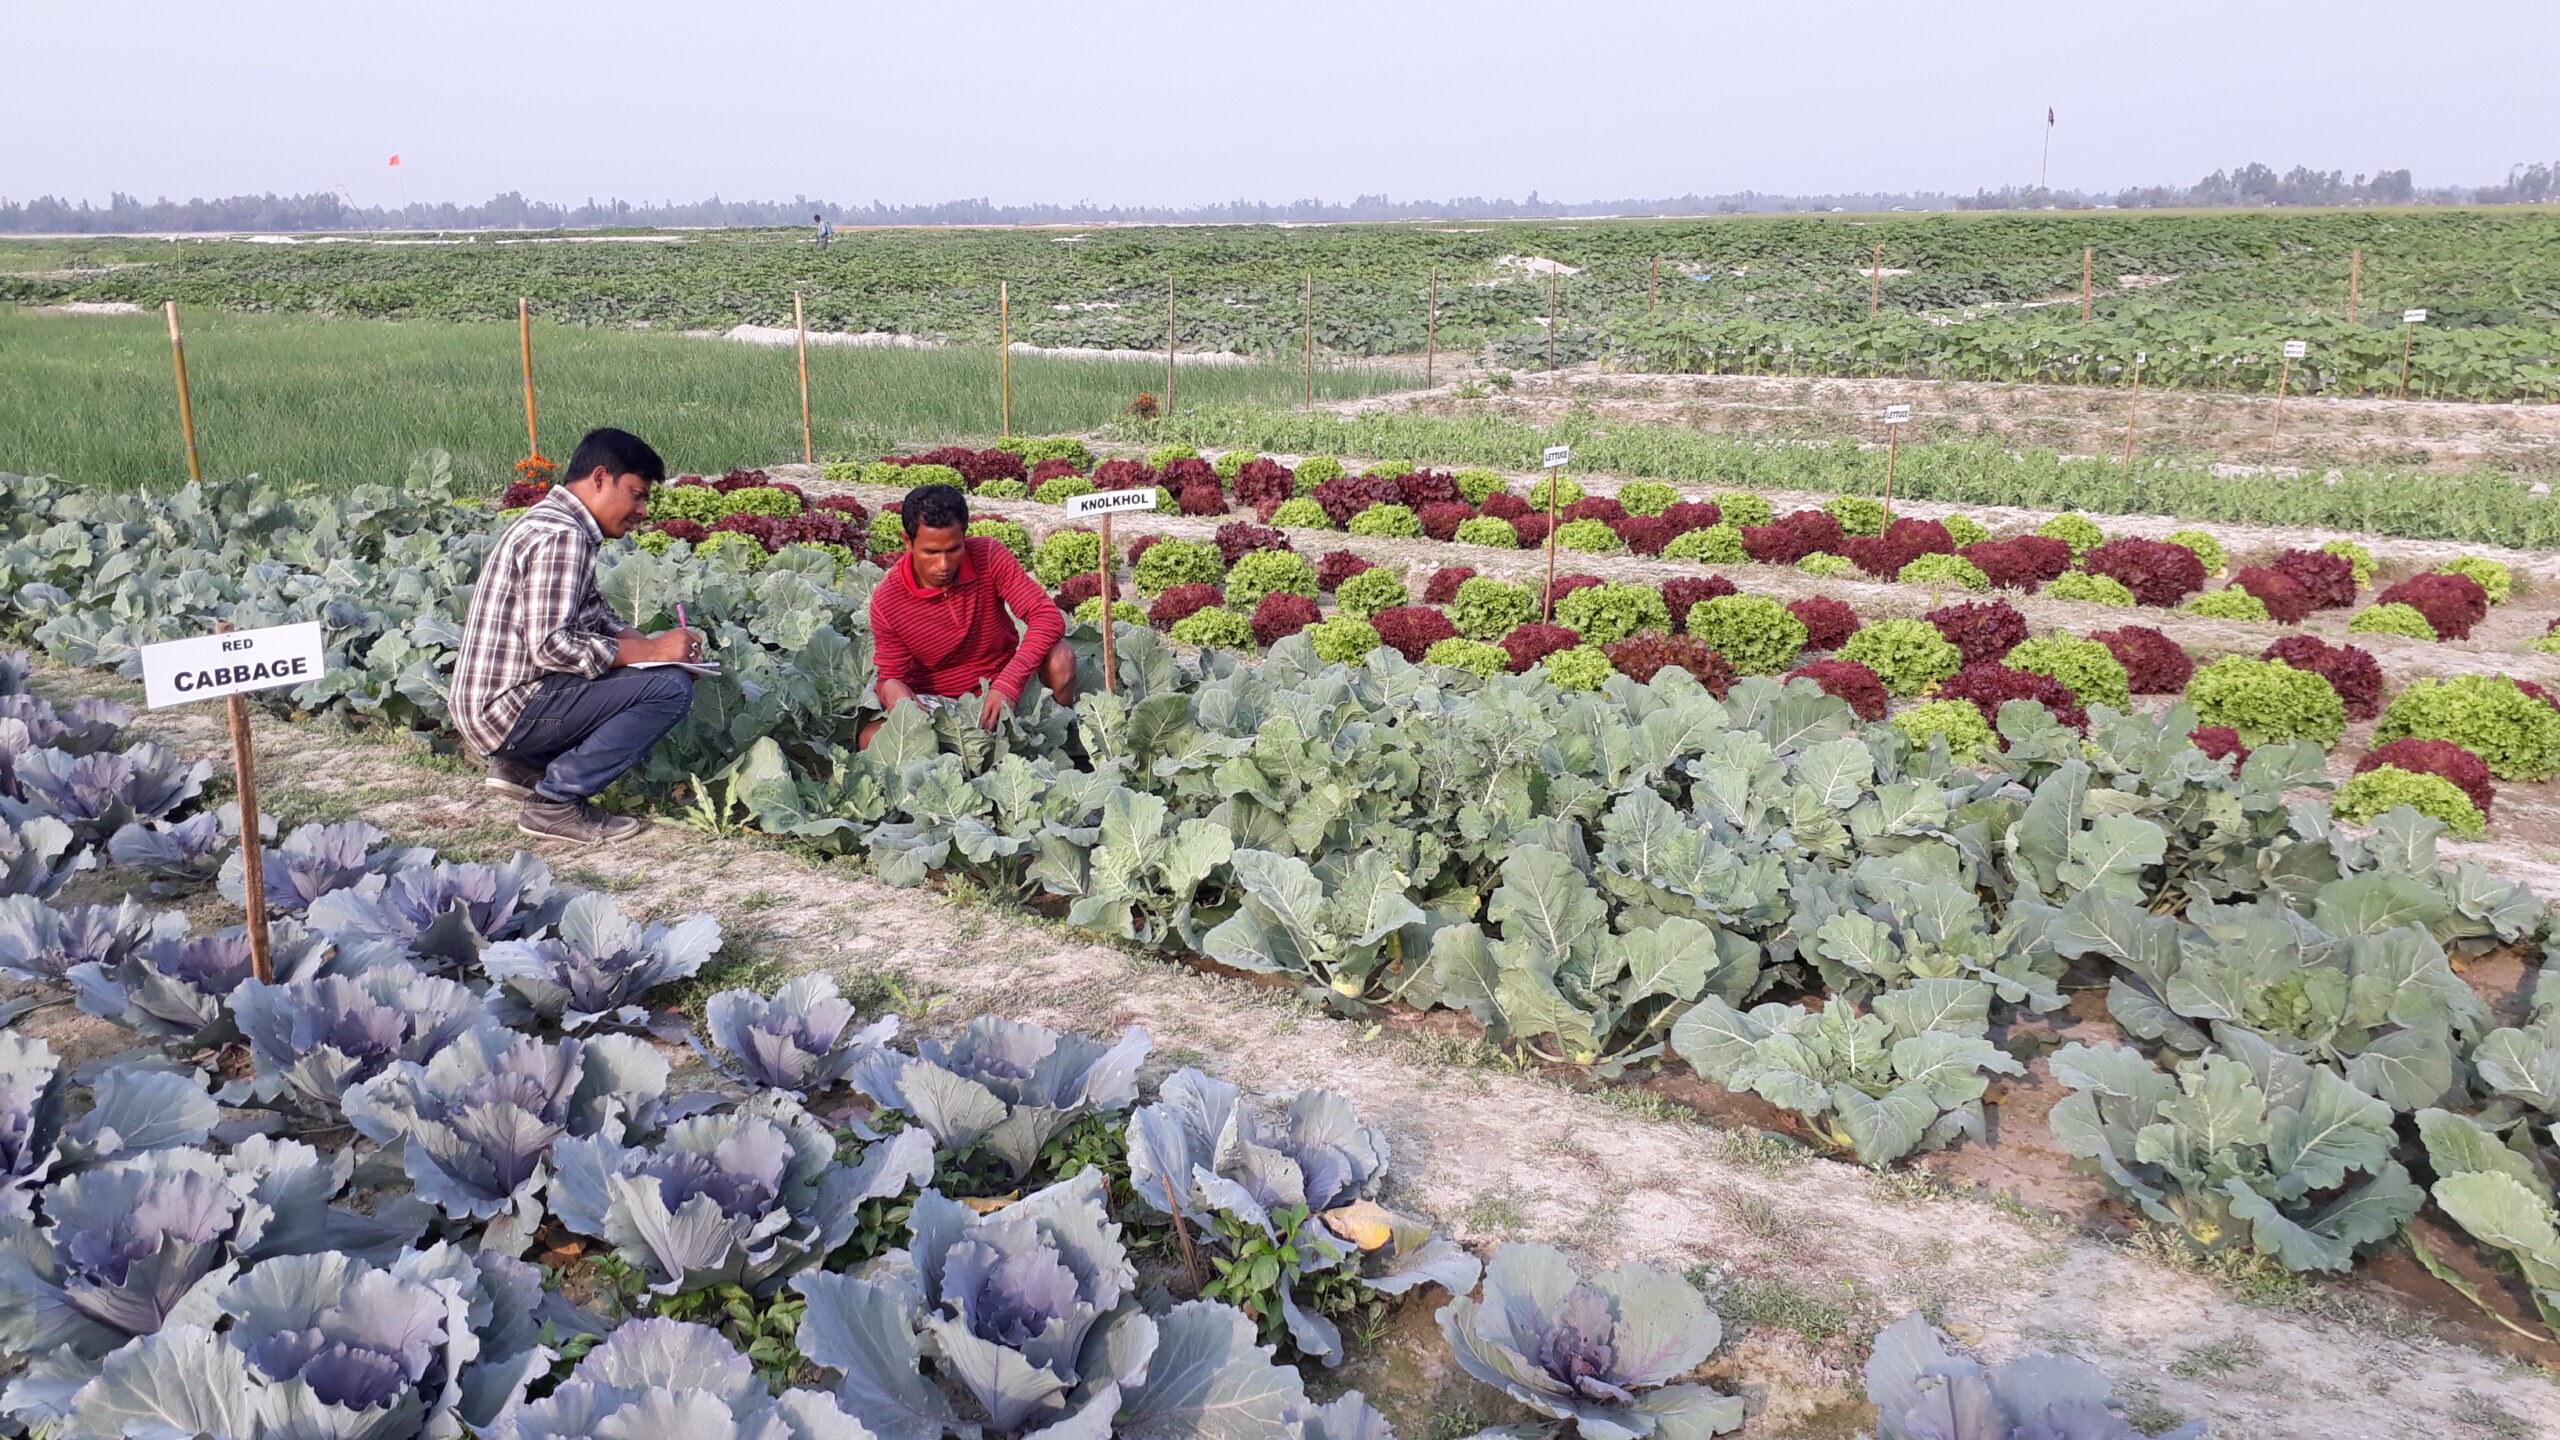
left=451, top=486, right=624, bottom=757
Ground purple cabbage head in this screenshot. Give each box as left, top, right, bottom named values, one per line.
left=0, top=1036, right=216, bottom=1219
left=232, top=960, right=499, bottom=1111
left=478, top=893, right=720, bottom=1031
left=305, top=852, right=560, bottom=971
left=854, top=1017, right=1149, bottom=1180
left=343, top=1027, right=669, bottom=1254
left=1438, top=1243, right=1743, bottom=1437
left=486, top=1316, right=868, bottom=1440
left=67, top=917, right=341, bottom=1044
left=699, top=972, right=900, bottom=1096
left=1865, top=1311, right=2208, bottom=1440
left=3, top=742, right=209, bottom=848
left=0, top=814, right=89, bottom=899
left=221, top=818, right=435, bottom=914
left=0, top=894, right=182, bottom=984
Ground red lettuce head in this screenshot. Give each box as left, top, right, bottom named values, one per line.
left=1317, top=550, right=1375, bottom=591
left=1499, top=623, right=1582, bottom=673
left=1371, top=605, right=1460, bottom=662
left=1251, top=591, right=1321, bottom=647
left=1482, top=491, right=1533, bottom=521
left=1562, top=496, right=1627, bottom=525
left=2091, top=625, right=2196, bottom=695
left=1938, top=663, right=2088, bottom=734
left=1424, top=566, right=1479, bottom=605
left=1788, top=596, right=1861, bottom=652
left=1160, top=457, right=1219, bottom=492
left=1397, top=470, right=1461, bottom=508
left=1147, top=584, right=1223, bottom=631
left=2261, top=636, right=2382, bottom=719
left=1604, top=634, right=1733, bottom=696
left=1928, top=600, right=2028, bottom=668
left=2191, top=725, right=2251, bottom=769
left=1885, top=517, right=1955, bottom=555
left=1660, top=501, right=1723, bottom=534
left=1660, top=575, right=1739, bottom=628
left=2229, top=567, right=2314, bottom=625
left=1419, top=502, right=1478, bottom=542
left=2375, top=571, right=2488, bottom=639
left=1213, top=522, right=1292, bottom=565
left=2270, top=548, right=2357, bottom=610
left=2357, top=738, right=2495, bottom=817
left=1233, top=460, right=1297, bottom=510
left=1783, top=660, right=1888, bottom=721
left=1610, top=515, right=1675, bottom=556
left=1543, top=573, right=1604, bottom=609
left=1030, top=457, right=1085, bottom=485
left=2080, top=538, right=2207, bottom=608
left=1844, top=536, right=1923, bottom=580
left=1177, top=485, right=1228, bottom=517
left=1093, top=458, right=1159, bottom=490
left=1510, top=512, right=1555, bottom=547
left=1961, top=536, right=2074, bottom=590
left=1057, top=572, right=1104, bottom=610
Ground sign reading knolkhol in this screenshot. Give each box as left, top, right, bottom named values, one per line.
left=141, top=622, right=324, bottom=710
left=1064, top=488, right=1161, bottom=519
left=1542, top=445, right=1573, bottom=469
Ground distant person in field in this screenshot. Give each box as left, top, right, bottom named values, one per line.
left=813, top=212, right=832, bottom=246
left=863, top=483, right=1073, bottom=747
left=453, top=427, right=700, bottom=845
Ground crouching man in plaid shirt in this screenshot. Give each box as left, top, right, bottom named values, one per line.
left=862, top=483, right=1073, bottom=747
left=452, top=428, right=700, bottom=845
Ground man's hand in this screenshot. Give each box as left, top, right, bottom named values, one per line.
left=978, top=685, right=1014, bottom=731
left=614, top=628, right=698, bottom=666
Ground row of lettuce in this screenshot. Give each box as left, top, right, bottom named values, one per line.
left=646, top=450, right=2557, bottom=843
left=0, top=659, right=2201, bottom=1440
left=9, top=460, right=2560, bottom=1341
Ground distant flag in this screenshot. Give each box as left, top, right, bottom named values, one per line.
left=2047, top=108, right=2056, bottom=126
left=2039, top=109, right=2056, bottom=192
left=387, top=155, right=400, bottom=167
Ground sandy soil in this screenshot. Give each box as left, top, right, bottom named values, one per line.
left=1333, top=364, right=2560, bottom=476
left=13, top=663, right=2553, bottom=1439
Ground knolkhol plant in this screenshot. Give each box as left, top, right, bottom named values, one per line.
left=342, top=1026, right=671, bottom=1252
left=855, top=1016, right=1150, bottom=1182
left=699, top=972, right=901, bottom=1097
left=1204, top=847, right=1424, bottom=1003
left=1126, top=1067, right=1480, bottom=1364
left=478, top=892, right=721, bottom=1030
left=1439, top=1242, right=1743, bottom=1440
left=551, top=1093, right=934, bottom=1298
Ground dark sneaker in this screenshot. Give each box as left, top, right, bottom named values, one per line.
left=486, top=758, right=544, bottom=798
left=517, top=797, right=648, bottom=846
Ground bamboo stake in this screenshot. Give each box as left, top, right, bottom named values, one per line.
left=1098, top=515, right=1118, bottom=695
left=2122, top=352, right=2145, bottom=467
left=1425, top=267, right=1439, bottom=386
left=2400, top=316, right=2417, bottom=400
left=1870, top=244, right=1882, bottom=316
left=2273, top=353, right=2293, bottom=441
left=164, top=302, right=202, bottom=482
left=216, top=620, right=272, bottom=984
left=1546, top=269, right=1558, bottom=372
left=2349, top=248, right=2362, bottom=324
left=2081, top=247, right=2093, bottom=321
left=1883, top=426, right=1899, bottom=520
left=998, top=281, right=1011, bottom=437
left=518, top=298, right=539, bottom=462
left=1301, top=271, right=1314, bottom=407
left=1161, top=1172, right=1203, bottom=1292
left=1649, top=254, right=1660, bottom=314
left=1164, top=280, right=1176, bottom=415
left=1541, top=474, right=1562, bottom=622
left=794, top=291, right=813, bottom=463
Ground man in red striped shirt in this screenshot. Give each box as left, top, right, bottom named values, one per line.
left=863, top=483, right=1073, bottom=747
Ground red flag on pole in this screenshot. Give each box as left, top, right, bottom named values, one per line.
left=387, top=155, right=401, bottom=166
left=2046, top=109, right=2055, bottom=125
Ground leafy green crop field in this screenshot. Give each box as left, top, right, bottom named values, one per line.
left=0, top=307, right=1401, bottom=492
left=7, top=208, right=2559, bottom=397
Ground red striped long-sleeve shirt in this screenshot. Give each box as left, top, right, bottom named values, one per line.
left=867, top=537, right=1065, bottom=704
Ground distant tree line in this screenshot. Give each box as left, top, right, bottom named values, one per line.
left=6, top=163, right=2555, bottom=233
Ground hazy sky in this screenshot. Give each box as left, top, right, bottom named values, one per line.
left=7, top=0, right=2555, bottom=207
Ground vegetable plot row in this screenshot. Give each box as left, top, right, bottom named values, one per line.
left=0, top=668, right=2198, bottom=1440
left=6, top=460, right=2560, bottom=1337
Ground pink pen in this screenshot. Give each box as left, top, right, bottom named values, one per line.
left=676, top=603, right=692, bottom=657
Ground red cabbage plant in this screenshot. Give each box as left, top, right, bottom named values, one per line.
left=2356, top=739, right=2496, bottom=817
left=1783, top=660, right=1888, bottom=721
left=1251, top=592, right=1322, bottom=646
left=1424, top=566, right=1479, bottom=605
left=1604, top=634, right=1733, bottom=695
left=1660, top=575, right=1738, bottom=628
left=2190, top=726, right=2251, bottom=769
left=2375, top=572, right=2488, bottom=639
left=2228, top=567, right=2313, bottom=624
left=1960, top=537, right=2073, bottom=590
left=2078, top=539, right=2206, bottom=608
left=2260, top=636, right=2382, bottom=720
left=1419, top=502, right=1478, bottom=542
left=1937, top=664, right=2088, bottom=733
left=1148, top=584, right=1223, bottom=631
left=2270, top=548, right=2357, bottom=610
left=1499, top=623, right=1582, bottom=673
left=1788, top=596, right=1861, bottom=652
left=1927, top=600, right=2027, bottom=668
left=1213, top=523, right=1292, bottom=565
left=1317, top=550, right=1375, bottom=591
left=1371, top=606, right=1460, bottom=662
left=2091, top=625, right=2196, bottom=694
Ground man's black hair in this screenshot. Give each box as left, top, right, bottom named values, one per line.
left=902, top=484, right=970, bottom=537
left=564, top=427, right=665, bottom=486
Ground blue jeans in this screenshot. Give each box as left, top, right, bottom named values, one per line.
left=493, top=667, right=695, bottom=802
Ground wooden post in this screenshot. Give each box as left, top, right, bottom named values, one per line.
left=2349, top=248, right=2363, bottom=324
left=1097, top=517, right=1117, bottom=694
left=1871, top=244, right=1882, bottom=316
left=518, top=298, right=539, bottom=462
left=1546, top=268, right=1558, bottom=372
left=2081, top=247, right=2093, bottom=321
left=164, top=302, right=203, bottom=483
left=1164, top=280, right=1177, bottom=415
left=1883, top=425, right=1899, bottom=520
left=1541, top=474, right=1561, bottom=622
left=2400, top=316, right=2416, bottom=400
left=998, top=281, right=1011, bottom=438
left=1425, top=267, right=1438, bottom=386
left=1302, top=270, right=1313, bottom=406
left=1649, top=255, right=1660, bottom=314
left=2122, top=352, right=2145, bottom=467
left=2273, top=353, right=2293, bottom=440
left=216, top=621, right=272, bottom=985
left=794, top=291, right=813, bottom=464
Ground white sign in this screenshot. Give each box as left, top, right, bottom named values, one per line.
left=2404, top=308, right=2428, bottom=325
left=2282, top=340, right=2309, bottom=360
left=1882, top=404, right=1912, bottom=425
left=2135, top=351, right=2148, bottom=364
left=1063, top=488, right=1160, bottom=519
left=1541, top=445, right=1573, bottom=469
left=141, top=622, right=324, bottom=710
